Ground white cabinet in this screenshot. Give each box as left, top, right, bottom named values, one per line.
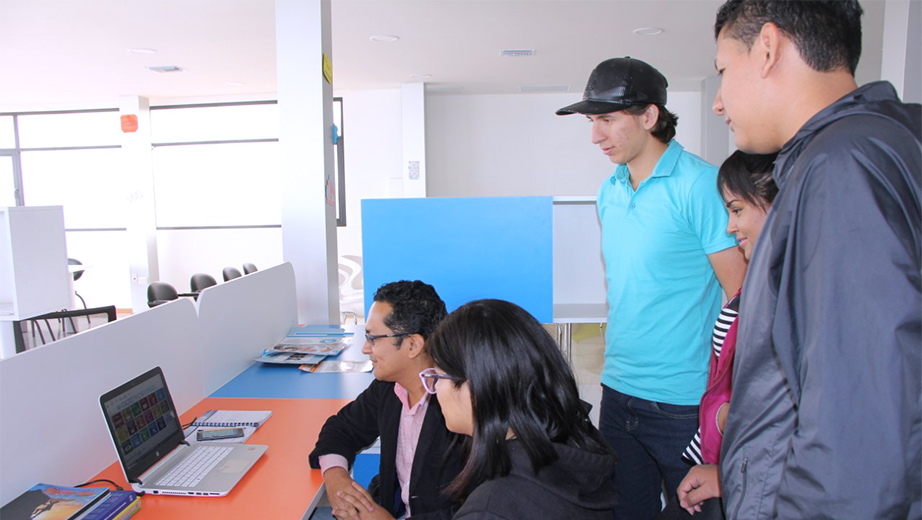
left=0, top=206, right=71, bottom=321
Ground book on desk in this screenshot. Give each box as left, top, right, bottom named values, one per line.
left=255, top=326, right=353, bottom=365
left=78, top=490, right=139, bottom=520
left=0, top=483, right=109, bottom=520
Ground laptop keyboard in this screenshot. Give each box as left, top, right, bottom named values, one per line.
left=156, top=445, right=233, bottom=488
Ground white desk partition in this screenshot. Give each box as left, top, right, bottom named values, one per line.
left=0, top=298, right=202, bottom=506
left=0, top=206, right=73, bottom=358
left=552, top=197, right=607, bottom=322
left=195, top=262, right=298, bottom=396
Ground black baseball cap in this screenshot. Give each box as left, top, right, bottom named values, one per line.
left=556, top=57, right=669, bottom=116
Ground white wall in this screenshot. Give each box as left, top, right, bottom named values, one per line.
left=426, top=91, right=704, bottom=198
left=333, top=89, right=403, bottom=317
left=334, top=89, right=403, bottom=262
left=156, top=228, right=283, bottom=293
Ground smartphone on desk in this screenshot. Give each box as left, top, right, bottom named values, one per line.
left=197, top=427, right=245, bottom=441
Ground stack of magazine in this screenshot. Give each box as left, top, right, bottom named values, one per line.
left=254, top=326, right=352, bottom=367
left=0, top=483, right=141, bottom=520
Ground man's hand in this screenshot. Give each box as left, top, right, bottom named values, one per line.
left=334, top=481, right=396, bottom=520
left=324, top=467, right=369, bottom=520
left=677, top=464, right=722, bottom=515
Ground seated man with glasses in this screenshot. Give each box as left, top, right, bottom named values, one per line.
left=309, top=280, right=464, bottom=520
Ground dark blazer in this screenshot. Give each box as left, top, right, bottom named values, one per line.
left=309, top=379, right=464, bottom=519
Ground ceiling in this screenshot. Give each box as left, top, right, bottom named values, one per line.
left=0, top=0, right=887, bottom=112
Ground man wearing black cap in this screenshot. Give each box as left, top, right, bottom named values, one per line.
left=557, top=57, right=746, bottom=520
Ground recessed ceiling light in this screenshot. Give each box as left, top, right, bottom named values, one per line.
left=369, top=35, right=400, bottom=42
left=501, top=49, right=535, bottom=57
left=409, top=74, right=432, bottom=80
left=633, top=27, right=664, bottom=36
left=149, top=65, right=184, bottom=73
left=128, top=48, right=157, bottom=54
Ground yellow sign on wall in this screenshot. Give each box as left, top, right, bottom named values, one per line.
left=322, top=54, right=332, bottom=85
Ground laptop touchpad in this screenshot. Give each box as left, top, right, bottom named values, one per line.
left=219, top=459, right=249, bottom=474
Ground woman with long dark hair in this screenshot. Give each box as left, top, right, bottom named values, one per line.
left=664, top=150, right=778, bottom=519
left=421, top=299, right=616, bottom=519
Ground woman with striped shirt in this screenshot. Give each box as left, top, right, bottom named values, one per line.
left=661, top=151, right=778, bottom=519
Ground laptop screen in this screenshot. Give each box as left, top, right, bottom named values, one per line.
left=100, top=367, right=184, bottom=482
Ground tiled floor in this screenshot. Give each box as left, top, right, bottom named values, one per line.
left=545, top=323, right=606, bottom=426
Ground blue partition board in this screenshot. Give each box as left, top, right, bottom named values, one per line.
left=362, top=197, right=553, bottom=322
left=353, top=453, right=380, bottom=489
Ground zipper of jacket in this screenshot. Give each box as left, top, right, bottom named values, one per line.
left=732, top=458, right=748, bottom=519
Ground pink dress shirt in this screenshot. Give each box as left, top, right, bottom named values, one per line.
left=318, top=383, right=430, bottom=518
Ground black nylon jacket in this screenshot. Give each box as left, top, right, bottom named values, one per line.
left=721, top=81, right=921, bottom=520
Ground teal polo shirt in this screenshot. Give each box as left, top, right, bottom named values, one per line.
left=597, top=140, right=736, bottom=405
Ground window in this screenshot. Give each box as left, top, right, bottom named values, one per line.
left=152, top=141, right=281, bottom=227
left=20, top=148, right=127, bottom=228
left=150, top=102, right=282, bottom=228
left=0, top=155, right=15, bottom=206
left=333, top=98, right=346, bottom=226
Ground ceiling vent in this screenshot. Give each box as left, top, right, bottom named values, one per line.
left=520, top=85, right=570, bottom=93
left=149, top=65, right=184, bottom=73
left=501, top=49, right=535, bottom=57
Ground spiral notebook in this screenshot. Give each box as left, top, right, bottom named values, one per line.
left=191, top=410, right=273, bottom=428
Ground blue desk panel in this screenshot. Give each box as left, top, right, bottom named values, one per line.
left=210, top=363, right=375, bottom=399
left=211, top=337, right=375, bottom=400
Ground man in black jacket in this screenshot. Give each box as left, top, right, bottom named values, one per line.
left=309, top=280, right=463, bottom=520
left=709, top=1, right=921, bottom=519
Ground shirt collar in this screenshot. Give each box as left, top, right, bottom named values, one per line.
left=394, top=382, right=430, bottom=415
left=612, top=139, right=683, bottom=184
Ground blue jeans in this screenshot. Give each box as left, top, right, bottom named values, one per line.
left=599, top=385, right=699, bottom=520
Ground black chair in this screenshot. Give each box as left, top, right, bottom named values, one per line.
left=242, top=263, right=258, bottom=275
left=190, top=273, right=218, bottom=293
left=12, top=305, right=118, bottom=353
left=147, top=281, right=179, bottom=308
left=223, top=267, right=243, bottom=281
left=68, top=258, right=88, bottom=309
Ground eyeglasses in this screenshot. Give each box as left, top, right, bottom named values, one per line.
left=364, top=332, right=417, bottom=345
left=419, top=367, right=464, bottom=394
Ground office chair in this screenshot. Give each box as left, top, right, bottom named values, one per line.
left=223, top=267, right=243, bottom=281
left=68, top=258, right=88, bottom=309
left=242, top=263, right=258, bottom=275
left=14, top=306, right=118, bottom=353
left=190, top=273, right=218, bottom=293
left=147, top=282, right=179, bottom=308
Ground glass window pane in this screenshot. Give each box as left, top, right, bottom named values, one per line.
left=66, top=230, right=132, bottom=309
left=150, top=104, right=279, bottom=143
left=152, top=141, right=281, bottom=227
left=0, top=116, right=15, bottom=148
left=333, top=99, right=343, bottom=135
left=20, top=148, right=128, bottom=228
left=0, top=155, right=14, bottom=206
left=17, top=111, right=121, bottom=148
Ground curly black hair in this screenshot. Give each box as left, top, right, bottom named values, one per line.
left=373, top=280, right=447, bottom=346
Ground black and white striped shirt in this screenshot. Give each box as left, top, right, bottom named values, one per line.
left=682, top=295, right=740, bottom=465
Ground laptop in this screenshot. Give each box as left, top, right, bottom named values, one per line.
left=99, top=366, right=267, bottom=497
